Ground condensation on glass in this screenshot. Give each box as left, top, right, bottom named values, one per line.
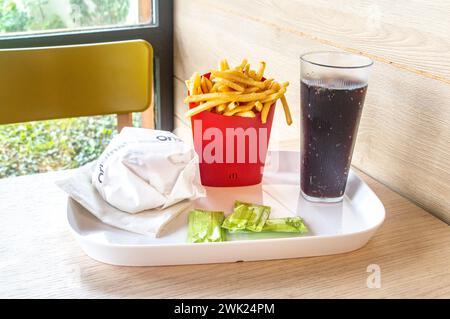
left=300, top=51, right=373, bottom=203
left=0, top=0, right=154, bottom=37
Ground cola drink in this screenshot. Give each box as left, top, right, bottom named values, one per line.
left=300, top=78, right=367, bottom=201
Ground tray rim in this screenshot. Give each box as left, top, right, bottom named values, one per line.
left=66, top=150, right=385, bottom=249
left=67, top=208, right=383, bottom=248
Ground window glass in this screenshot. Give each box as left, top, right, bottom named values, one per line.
left=0, top=0, right=168, bottom=179
left=0, top=114, right=143, bottom=178
left=0, top=0, right=153, bottom=37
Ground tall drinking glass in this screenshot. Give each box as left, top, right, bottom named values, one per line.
left=300, top=52, right=373, bottom=203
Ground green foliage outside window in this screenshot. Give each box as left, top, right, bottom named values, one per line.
left=0, top=0, right=132, bottom=178
left=70, top=0, right=129, bottom=27
left=0, top=116, right=116, bottom=178
left=0, top=0, right=29, bottom=32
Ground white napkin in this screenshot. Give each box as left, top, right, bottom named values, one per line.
left=56, top=163, right=192, bottom=237
left=91, top=127, right=205, bottom=213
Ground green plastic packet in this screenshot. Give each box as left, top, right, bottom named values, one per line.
left=262, top=217, right=309, bottom=233
left=222, top=201, right=271, bottom=232
left=187, top=209, right=226, bottom=243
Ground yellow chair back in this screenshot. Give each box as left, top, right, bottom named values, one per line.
left=0, top=40, right=153, bottom=128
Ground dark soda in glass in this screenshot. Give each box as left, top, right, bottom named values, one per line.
left=300, top=78, right=367, bottom=201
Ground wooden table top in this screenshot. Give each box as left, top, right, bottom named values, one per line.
left=0, top=167, right=449, bottom=298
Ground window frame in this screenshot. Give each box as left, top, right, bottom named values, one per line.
left=0, top=0, right=174, bottom=131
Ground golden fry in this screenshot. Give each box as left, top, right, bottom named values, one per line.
left=185, top=80, right=191, bottom=91
left=270, top=81, right=281, bottom=91
left=256, top=61, right=266, bottom=80
left=232, top=89, right=276, bottom=102
left=240, top=101, right=256, bottom=107
left=184, top=91, right=242, bottom=104
left=280, top=94, right=293, bottom=125
left=219, top=59, right=230, bottom=71
left=235, top=58, right=248, bottom=71
left=211, top=70, right=266, bottom=89
left=236, top=111, right=256, bottom=118
left=247, top=70, right=258, bottom=80
left=210, top=83, right=219, bottom=92
left=216, top=103, right=227, bottom=113
left=227, top=102, right=237, bottom=111
left=186, top=99, right=227, bottom=118
left=244, top=86, right=260, bottom=93
left=218, top=85, right=233, bottom=92
left=192, top=72, right=201, bottom=94
left=201, top=76, right=209, bottom=94
left=186, top=73, right=198, bottom=94
left=244, top=63, right=250, bottom=74
left=205, top=77, right=213, bottom=91
left=255, top=101, right=263, bottom=112
left=261, top=102, right=272, bottom=124
left=261, top=87, right=287, bottom=103
left=212, top=77, right=245, bottom=92
left=184, top=89, right=275, bottom=104
left=263, top=78, right=274, bottom=88
left=223, top=103, right=255, bottom=116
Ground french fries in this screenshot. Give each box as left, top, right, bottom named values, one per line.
left=280, top=95, right=293, bottom=125
left=185, top=59, right=292, bottom=125
left=236, top=111, right=256, bottom=118
left=219, top=59, right=230, bottom=71
left=185, top=99, right=228, bottom=118
left=255, top=101, right=263, bottom=112
left=212, top=77, right=245, bottom=92
left=256, top=62, right=266, bottom=81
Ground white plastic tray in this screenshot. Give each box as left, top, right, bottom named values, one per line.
left=67, top=151, right=385, bottom=266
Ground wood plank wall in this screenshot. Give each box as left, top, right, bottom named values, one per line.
left=173, top=0, right=450, bottom=223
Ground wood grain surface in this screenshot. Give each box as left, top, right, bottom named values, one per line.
left=173, top=0, right=450, bottom=223
left=0, top=169, right=449, bottom=298
left=210, top=0, right=450, bottom=83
